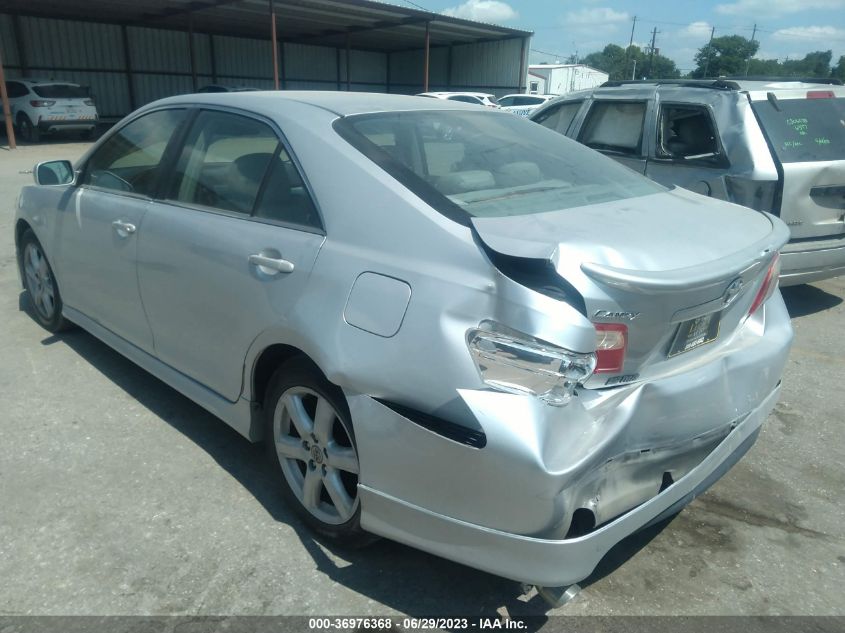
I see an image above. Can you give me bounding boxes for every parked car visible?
[4,79,98,142]
[530,78,845,286]
[197,84,261,93]
[416,91,500,107]
[498,93,556,117]
[15,92,792,601]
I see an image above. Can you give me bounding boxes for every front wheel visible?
[264,359,372,545]
[20,230,71,332]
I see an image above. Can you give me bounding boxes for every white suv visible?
[5,79,98,142]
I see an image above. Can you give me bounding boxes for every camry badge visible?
[593,310,640,321]
[722,278,744,308]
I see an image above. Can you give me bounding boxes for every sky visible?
[395,0,845,74]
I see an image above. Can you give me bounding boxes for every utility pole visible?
[744,23,757,76]
[702,26,715,78]
[631,59,637,80]
[625,16,637,79]
[647,27,658,79]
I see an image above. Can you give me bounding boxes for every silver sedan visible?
[14,92,793,600]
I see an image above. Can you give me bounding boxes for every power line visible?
[397,0,431,12]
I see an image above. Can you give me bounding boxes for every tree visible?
[692,35,759,78]
[833,55,845,81]
[582,43,680,80]
[744,50,833,79]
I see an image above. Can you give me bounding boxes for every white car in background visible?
[5,79,98,142]
[416,91,500,108]
[498,93,556,117]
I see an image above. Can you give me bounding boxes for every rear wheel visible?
[17,114,40,143]
[20,230,70,332]
[264,359,372,544]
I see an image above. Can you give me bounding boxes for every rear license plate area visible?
[668,311,721,357]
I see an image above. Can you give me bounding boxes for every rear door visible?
[645,101,731,198]
[573,98,652,174]
[56,108,187,353]
[137,108,325,402]
[750,89,845,239]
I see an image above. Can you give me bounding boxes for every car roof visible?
[14,78,81,87]
[151,91,489,117]
[590,78,843,95]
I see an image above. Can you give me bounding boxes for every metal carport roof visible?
[0,0,531,52]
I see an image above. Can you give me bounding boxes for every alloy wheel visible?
[23,242,56,321]
[273,386,360,525]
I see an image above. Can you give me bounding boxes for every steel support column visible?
[0,44,16,149]
[121,25,136,111]
[270,0,280,90]
[423,21,430,92]
[188,14,198,92]
[346,34,351,91]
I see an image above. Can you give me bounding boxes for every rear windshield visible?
[334,110,663,223]
[32,84,89,99]
[752,96,845,163]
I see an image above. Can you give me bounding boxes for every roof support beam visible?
[290,16,428,45]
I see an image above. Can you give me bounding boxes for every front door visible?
[575,99,650,174]
[137,108,326,402]
[56,108,188,353]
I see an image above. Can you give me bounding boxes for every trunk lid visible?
[472,187,789,383]
[748,89,845,240]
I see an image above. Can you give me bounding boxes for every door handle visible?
[249,253,295,274]
[112,219,136,237]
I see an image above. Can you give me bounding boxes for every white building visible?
[527,64,609,96]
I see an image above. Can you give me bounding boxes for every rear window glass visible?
[334,110,663,223]
[32,84,89,99]
[752,97,845,163]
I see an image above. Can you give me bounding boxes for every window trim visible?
[577,99,649,157]
[652,100,730,168]
[77,106,193,202]
[156,104,326,235]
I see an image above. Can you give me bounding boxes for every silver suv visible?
[531,79,845,286]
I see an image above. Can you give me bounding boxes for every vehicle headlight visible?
[466,321,597,406]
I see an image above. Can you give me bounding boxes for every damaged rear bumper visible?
[347,296,791,587]
[356,384,775,587]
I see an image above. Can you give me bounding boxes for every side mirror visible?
[34,160,75,186]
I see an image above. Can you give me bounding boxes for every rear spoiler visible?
[580,215,790,294]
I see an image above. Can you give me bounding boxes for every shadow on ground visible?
[19,294,668,620]
[780,284,842,318]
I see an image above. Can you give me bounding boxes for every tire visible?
[264,358,372,545]
[17,115,40,143]
[19,230,71,333]
[80,127,95,140]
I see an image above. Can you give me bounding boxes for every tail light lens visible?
[748,254,781,317]
[807,90,834,99]
[29,100,55,107]
[466,321,597,406]
[83,98,95,106]
[594,323,627,373]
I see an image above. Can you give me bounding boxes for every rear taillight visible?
[83,99,95,106]
[807,90,834,99]
[29,99,55,107]
[593,323,627,373]
[748,253,781,317]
